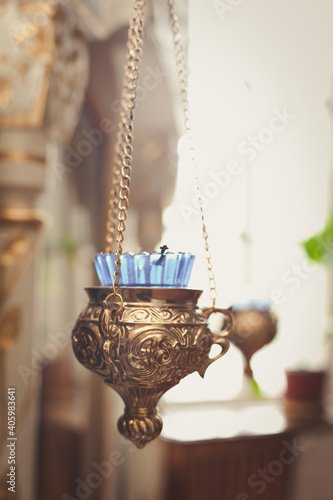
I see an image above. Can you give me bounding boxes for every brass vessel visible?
[72,287,232,448]
[229,309,277,378]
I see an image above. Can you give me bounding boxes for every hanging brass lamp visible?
[72,0,233,449]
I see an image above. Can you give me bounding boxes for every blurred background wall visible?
[1,1,333,500]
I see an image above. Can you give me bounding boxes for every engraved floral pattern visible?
[120,306,207,325]
[72,324,105,370]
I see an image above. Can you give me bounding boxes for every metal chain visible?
[106,0,145,254]
[104,0,217,309]
[166,0,217,308]
[104,0,146,309]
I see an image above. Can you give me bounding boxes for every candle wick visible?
[160,245,168,254]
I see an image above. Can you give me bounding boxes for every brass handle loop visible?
[197,307,234,377]
[202,307,234,337]
[98,293,124,341]
[103,292,124,318]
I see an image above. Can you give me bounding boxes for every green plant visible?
[303,214,333,263]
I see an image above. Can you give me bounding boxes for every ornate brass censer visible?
[72,0,233,448]
[73,288,232,448]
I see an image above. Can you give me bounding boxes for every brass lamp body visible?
[72,287,232,448]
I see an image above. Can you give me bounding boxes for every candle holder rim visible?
[95,251,195,256]
[84,286,203,303]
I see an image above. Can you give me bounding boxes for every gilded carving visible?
[0,306,20,352]
[45,10,89,143]
[0,77,14,108]
[0,212,44,304]
[0,2,56,128]
[0,2,89,138]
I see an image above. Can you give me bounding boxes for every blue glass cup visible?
[94,251,195,288]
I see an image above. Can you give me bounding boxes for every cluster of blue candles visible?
[94,249,195,288]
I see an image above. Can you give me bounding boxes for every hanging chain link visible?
[104,0,217,310]
[104,0,145,311]
[166,0,217,308]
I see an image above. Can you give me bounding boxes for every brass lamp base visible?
[72,287,232,448]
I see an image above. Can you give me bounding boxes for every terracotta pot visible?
[284,370,327,422]
[285,370,326,401]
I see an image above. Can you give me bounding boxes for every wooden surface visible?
[164,433,296,500]
[161,400,332,500]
